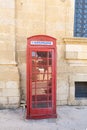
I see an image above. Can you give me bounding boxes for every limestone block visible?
[30,22,45,35]
[59,100,67,105]
[56,100,61,106]
[57,74,69,89]
[0,88,3,96]
[46,6,59,23]
[0,65,20,108]
[0,81,5,88]
[0,66,19,81]
[56,73,69,103]
[19,64,26,100]
[78,52,87,59]
[57,86,68,95]
[57,94,68,101]
[65,44,87,60]
[16,37,26,51]
[71,73,87,82]
[6,81,19,89]
[46,0,68,5]
[64,38,87,67]
[66,45,80,52]
[0,0,15,8]
[0,0,16,64]
[1,30,15,39]
[57,100,67,105]
[0,51,15,64]
[0,9,15,19]
[8,97,20,105]
[0,97,8,105]
[65,51,78,59]
[17,50,26,63]
[45,0,73,37]
[3,88,20,97]
[60,100,68,105]
[16,0,46,36]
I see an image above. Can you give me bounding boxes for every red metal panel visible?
[26,35,57,119]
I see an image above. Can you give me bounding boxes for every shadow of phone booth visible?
[26,35,57,119]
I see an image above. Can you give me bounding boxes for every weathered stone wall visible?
[15,0,75,105]
[0,0,20,108]
[0,66,20,108]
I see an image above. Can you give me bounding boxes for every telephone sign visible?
[31,41,53,45]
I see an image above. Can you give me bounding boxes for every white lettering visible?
[31,41,53,45]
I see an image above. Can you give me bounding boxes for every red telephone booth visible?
[26,35,57,119]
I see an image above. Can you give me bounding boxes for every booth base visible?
[26,114,57,119]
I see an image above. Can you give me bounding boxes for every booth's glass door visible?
[30,49,55,117]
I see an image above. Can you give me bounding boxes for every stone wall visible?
[0,66,20,108]
[0,0,20,108]
[16,0,75,105]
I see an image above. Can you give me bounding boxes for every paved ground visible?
[0,106,87,130]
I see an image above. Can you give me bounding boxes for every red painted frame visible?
[26,35,57,119]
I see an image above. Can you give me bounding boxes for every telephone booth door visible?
[27,35,57,119]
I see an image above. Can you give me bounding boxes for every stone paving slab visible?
[0,106,87,130]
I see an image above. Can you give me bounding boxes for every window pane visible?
[74,0,87,37]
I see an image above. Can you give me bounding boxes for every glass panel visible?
[37,59,48,67]
[36,81,47,88]
[31,51,53,109]
[37,73,43,81]
[32,102,36,108]
[48,59,52,66]
[36,95,48,101]
[32,51,36,57]
[37,52,48,58]
[45,87,52,94]
[32,73,37,81]
[37,59,48,73]
[32,59,36,66]
[48,74,52,80]
[32,88,36,102]
[45,79,52,94]
[37,73,47,80]
[37,102,48,108]
[36,88,46,95]
[48,102,52,107]
[32,102,52,108]
[49,95,52,101]
[32,89,35,95]
[48,52,52,58]
[32,95,36,101]
[48,66,52,73]
[32,82,35,89]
